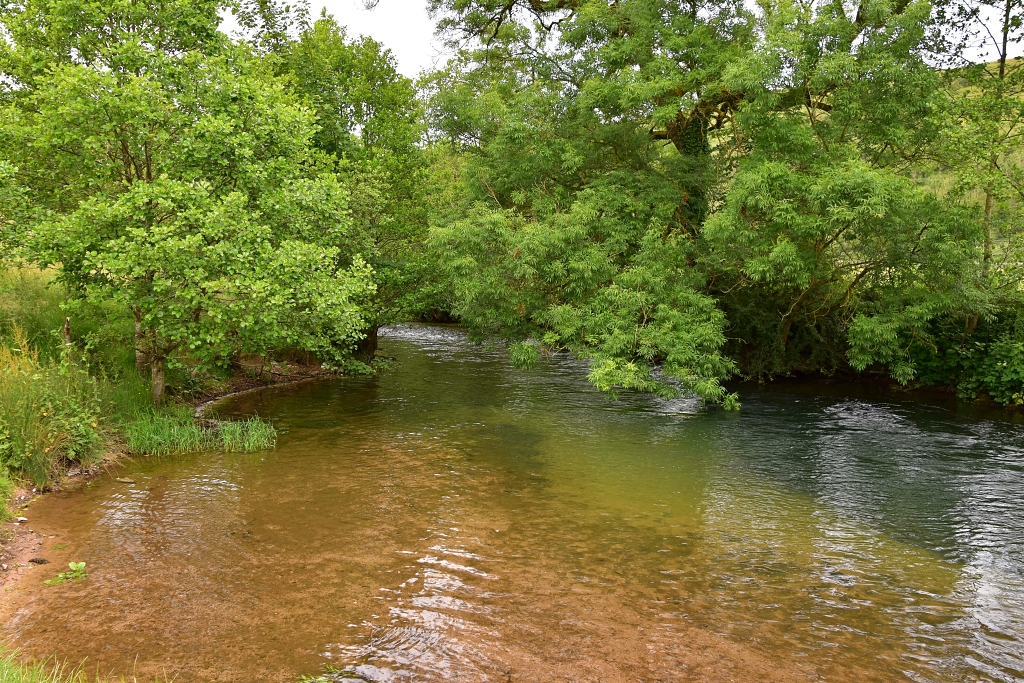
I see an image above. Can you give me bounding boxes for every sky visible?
[310,0,445,78]
[226,1,1023,78]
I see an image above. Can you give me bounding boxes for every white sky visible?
[227,2,1022,78]
[311,0,446,78]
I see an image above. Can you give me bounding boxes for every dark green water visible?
[4,324,1024,682]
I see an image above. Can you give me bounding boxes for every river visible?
[2,324,1023,682]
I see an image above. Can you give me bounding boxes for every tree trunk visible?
[965,190,996,339]
[134,316,149,372]
[355,324,379,363]
[984,189,994,276]
[150,356,166,406]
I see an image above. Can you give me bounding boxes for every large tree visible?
[283,12,431,359]
[423,0,990,403]
[0,1,374,403]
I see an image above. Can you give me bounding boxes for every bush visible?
[912,306,1024,405]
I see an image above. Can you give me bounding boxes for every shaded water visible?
[3,324,1024,682]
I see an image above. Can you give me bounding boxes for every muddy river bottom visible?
[3,325,1024,682]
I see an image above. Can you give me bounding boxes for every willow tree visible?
[424,0,988,402]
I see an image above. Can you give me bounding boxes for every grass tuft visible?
[0,648,172,682]
[122,410,276,456]
[0,651,85,683]
[219,417,277,453]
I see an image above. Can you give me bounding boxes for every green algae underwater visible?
[3,324,1023,682]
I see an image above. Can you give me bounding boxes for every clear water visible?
[3,324,1023,682]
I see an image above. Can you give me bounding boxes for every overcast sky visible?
[231,2,1021,78]
[309,0,446,78]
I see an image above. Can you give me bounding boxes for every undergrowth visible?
[0,266,278,511]
[0,329,99,491]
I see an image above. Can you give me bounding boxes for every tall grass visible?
[0,268,66,362]
[0,648,170,682]
[0,328,100,488]
[0,653,86,683]
[120,410,276,456]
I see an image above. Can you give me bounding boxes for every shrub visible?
[913,307,1024,405]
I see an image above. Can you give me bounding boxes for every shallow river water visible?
[3,324,1024,682]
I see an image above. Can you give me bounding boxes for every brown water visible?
[3,324,1024,682]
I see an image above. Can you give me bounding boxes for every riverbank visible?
[0,364,326,591]
[0,363,336,683]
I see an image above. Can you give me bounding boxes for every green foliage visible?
[43,562,87,586]
[1,7,375,404]
[0,269,66,362]
[282,13,432,344]
[911,308,1024,404]
[421,0,1024,405]
[508,342,539,368]
[0,331,100,487]
[5,0,1024,409]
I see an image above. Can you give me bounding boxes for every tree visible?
[1,3,374,404]
[423,0,990,402]
[284,13,430,359]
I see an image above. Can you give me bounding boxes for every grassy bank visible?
[0,266,280,514]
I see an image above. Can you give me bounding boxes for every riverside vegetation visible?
[0,0,1022,546]
[1,0,1024,506]
[0,267,277,505]
[0,0,1022,678]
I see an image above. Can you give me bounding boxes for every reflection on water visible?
[3,324,1024,682]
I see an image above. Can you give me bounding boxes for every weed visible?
[0,329,100,488]
[50,545,66,551]
[43,562,86,586]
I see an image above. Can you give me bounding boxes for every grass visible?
[0,649,171,682]
[0,269,67,363]
[0,651,92,683]
[0,328,100,491]
[120,410,276,456]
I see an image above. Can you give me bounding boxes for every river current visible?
[2,324,1023,682]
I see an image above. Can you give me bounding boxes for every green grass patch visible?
[0,648,171,682]
[121,409,276,456]
[219,417,277,452]
[0,651,89,683]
